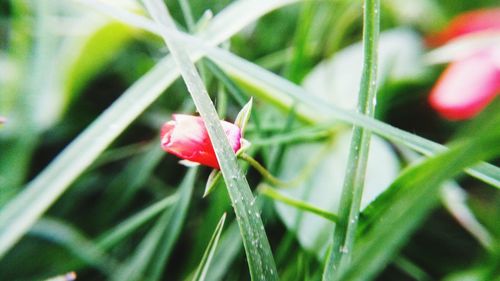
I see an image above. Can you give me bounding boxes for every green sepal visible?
[203,169,222,198]
[234,97,253,137]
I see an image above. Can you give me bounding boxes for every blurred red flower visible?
[426,9,500,46]
[428,9,500,120]
[161,114,242,169]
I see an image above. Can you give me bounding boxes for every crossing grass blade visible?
[340,103,500,281]
[142,1,278,279]
[96,193,179,249]
[191,213,227,281]
[111,168,196,281]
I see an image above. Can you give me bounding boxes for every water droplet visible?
[255,212,260,218]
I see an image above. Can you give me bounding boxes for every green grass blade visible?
[146,169,197,280]
[340,106,500,281]
[29,218,118,274]
[97,142,165,221]
[96,193,179,249]
[441,185,495,251]
[324,0,380,278]
[143,1,278,280]
[111,168,197,281]
[192,213,227,281]
[285,1,316,83]
[204,221,243,281]
[0,0,297,259]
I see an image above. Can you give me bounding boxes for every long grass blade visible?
[192,213,227,281]
[324,0,380,278]
[96,193,179,249]
[142,1,277,280]
[341,105,500,281]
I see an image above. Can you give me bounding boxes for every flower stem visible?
[323,0,380,279]
[238,147,328,188]
[239,153,290,187]
[258,184,339,222]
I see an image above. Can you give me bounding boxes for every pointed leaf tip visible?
[235,97,253,136]
[203,169,222,197]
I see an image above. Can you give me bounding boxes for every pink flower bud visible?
[160,114,242,169]
[429,48,500,120]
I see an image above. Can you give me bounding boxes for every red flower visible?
[426,9,500,46]
[160,114,242,169]
[429,48,500,120]
[427,9,500,120]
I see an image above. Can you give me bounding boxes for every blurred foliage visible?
[0,0,499,280]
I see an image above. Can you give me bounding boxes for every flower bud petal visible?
[160,114,242,169]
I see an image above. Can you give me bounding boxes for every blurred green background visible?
[0,0,499,280]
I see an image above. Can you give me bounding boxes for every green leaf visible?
[192,213,227,281]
